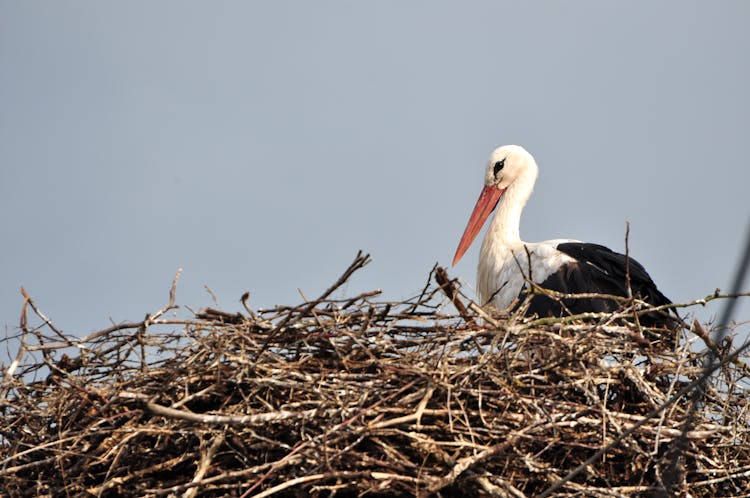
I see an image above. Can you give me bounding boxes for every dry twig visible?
[1,256,749,497]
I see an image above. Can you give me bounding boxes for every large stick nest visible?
[2,253,749,497]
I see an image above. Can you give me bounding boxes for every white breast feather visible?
[477,239,579,310]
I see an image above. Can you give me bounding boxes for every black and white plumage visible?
[452,145,674,327]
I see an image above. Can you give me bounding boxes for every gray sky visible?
[2,2,749,341]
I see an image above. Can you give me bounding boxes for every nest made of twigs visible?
[2,252,749,497]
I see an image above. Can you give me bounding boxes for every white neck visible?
[476,171,536,307]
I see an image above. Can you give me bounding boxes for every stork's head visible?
[484,145,538,190]
[452,145,538,266]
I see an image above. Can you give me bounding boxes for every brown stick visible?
[435,266,473,324]
[255,251,371,361]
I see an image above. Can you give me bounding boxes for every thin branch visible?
[182,432,225,498]
[255,251,371,361]
[538,336,750,498]
[435,266,473,324]
[126,395,324,426]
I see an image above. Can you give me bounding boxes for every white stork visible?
[452,145,674,327]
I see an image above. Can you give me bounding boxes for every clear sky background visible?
[2,2,749,343]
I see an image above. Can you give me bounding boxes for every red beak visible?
[452,185,505,266]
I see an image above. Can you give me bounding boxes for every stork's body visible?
[453,145,673,326]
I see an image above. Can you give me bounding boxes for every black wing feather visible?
[525,242,676,330]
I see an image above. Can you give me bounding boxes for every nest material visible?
[2,253,749,497]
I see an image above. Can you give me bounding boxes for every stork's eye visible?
[493,159,505,176]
